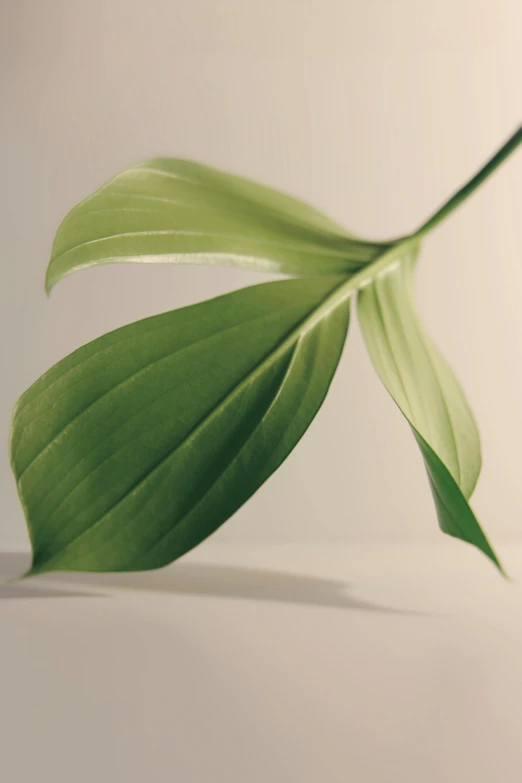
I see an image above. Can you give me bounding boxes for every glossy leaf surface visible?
[357,246,501,570]
[11,277,350,574]
[46,158,387,291]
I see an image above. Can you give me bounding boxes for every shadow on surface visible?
[0,553,104,599]
[1,552,426,615]
[0,582,99,599]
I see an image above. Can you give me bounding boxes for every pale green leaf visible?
[46,158,387,292]
[357,245,502,571]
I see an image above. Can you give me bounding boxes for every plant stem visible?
[412,124,522,240]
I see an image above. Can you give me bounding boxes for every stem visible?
[412,124,522,240]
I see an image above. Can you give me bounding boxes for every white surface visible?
[3,542,522,782]
[1,0,522,549]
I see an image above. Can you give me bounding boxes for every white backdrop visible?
[1,0,521,550]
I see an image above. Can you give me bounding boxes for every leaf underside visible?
[357,246,501,571]
[46,158,388,292]
[11,277,350,575]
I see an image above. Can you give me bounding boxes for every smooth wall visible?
[1,0,521,550]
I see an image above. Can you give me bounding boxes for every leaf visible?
[10,276,351,575]
[357,244,502,571]
[15,127,522,576]
[46,158,388,292]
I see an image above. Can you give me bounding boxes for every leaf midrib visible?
[50,229,365,266]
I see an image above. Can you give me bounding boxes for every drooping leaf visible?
[46,158,388,292]
[357,244,502,571]
[13,126,522,577]
[11,276,351,575]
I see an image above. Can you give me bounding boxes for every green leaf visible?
[357,244,502,571]
[10,276,350,575]
[46,158,387,292]
[14,127,522,576]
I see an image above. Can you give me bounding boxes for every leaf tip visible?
[480,542,508,579]
[44,272,54,297]
[22,550,56,579]
[496,559,510,581]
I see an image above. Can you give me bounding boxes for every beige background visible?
[4,542,522,783]
[1,0,521,551]
[2,5,522,782]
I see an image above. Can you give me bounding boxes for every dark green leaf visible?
[11,277,350,574]
[46,158,387,292]
[357,245,502,571]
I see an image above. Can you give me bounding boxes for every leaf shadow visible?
[1,553,430,616]
[92,563,427,615]
[0,582,100,599]
[0,554,105,599]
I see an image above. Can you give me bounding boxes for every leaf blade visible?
[46,158,388,291]
[11,277,351,574]
[414,432,500,570]
[357,245,501,571]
